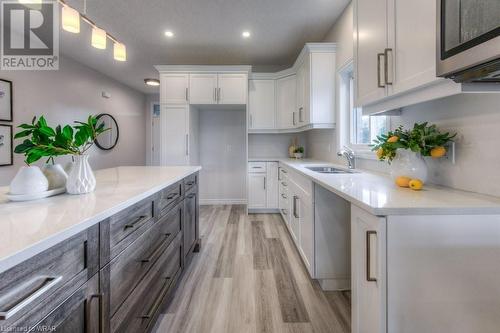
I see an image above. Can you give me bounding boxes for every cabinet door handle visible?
[214,87,216,102]
[185,134,189,156]
[384,48,393,85]
[263,177,266,190]
[293,195,299,218]
[299,107,303,122]
[90,293,104,332]
[218,87,221,102]
[141,233,172,263]
[250,114,253,128]
[186,181,195,186]
[185,87,189,101]
[281,193,287,199]
[166,192,178,200]
[281,181,287,187]
[124,215,148,229]
[366,230,378,282]
[377,53,385,88]
[0,276,63,320]
[140,277,171,319]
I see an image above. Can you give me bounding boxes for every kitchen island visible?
[0,166,200,332]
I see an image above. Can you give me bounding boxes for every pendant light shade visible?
[91,27,107,49]
[113,42,126,61]
[62,6,80,33]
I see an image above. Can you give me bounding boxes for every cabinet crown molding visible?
[155,65,252,73]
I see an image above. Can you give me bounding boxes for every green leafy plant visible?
[295,146,304,154]
[371,122,456,162]
[14,115,109,165]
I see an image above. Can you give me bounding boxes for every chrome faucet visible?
[337,146,356,169]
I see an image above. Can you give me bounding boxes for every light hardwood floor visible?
[153,205,351,333]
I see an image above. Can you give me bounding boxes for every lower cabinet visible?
[184,187,198,261]
[248,161,279,210]
[351,205,387,333]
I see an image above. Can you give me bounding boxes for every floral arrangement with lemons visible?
[371,122,456,190]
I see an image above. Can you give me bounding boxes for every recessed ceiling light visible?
[144,78,160,86]
[242,31,251,38]
[164,30,174,38]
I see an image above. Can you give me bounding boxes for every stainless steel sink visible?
[305,166,358,174]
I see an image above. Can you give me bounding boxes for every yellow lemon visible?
[376,148,384,159]
[387,136,399,143]
[430,146,446,158]
[395,176,411,188]
[409,179,424,190]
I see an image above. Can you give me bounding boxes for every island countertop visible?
[0,166,201,274]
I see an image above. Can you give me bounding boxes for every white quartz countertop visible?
[249,157,500,216]
[0,166,201,274]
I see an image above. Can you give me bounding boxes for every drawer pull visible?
[281,182,287,187]
[0,276,63,320]
[366,230,378,282]
[141,233,172,263]
[124,215,148,229]
[186,181,195,186]
[140,277,171,320]
[166,193,178,200]
[187,193,196,199]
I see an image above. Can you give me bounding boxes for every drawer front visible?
[109,196,155,251]
[184,173,198,193]
[109,202,183,316]
[110,232,182,333]
[157,181,183,216]
[248,161,267,173]
[0,225,98,327]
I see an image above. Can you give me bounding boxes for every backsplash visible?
[307,93,500,198]
[249,133,306,158]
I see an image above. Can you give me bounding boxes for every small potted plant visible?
[371,122,456,189]
[14,115,109,195]
[294,146,305,159]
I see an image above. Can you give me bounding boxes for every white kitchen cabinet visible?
[248,173,267,209]
[265,162,279,209]
[354,0,388,106]
[160,105,189,165]
[351,205,387,333]
[248,79,276,129]
[160,73,189,104]
[248,161,278,210]
[189,73,218,104]
[218,73,247,104]
[276,75,296,129]
[293,183,314,275]
[296,60,309,126]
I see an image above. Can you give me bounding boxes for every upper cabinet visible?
[160,73,189,104]
[249,79,276,129]
[355,0,489,114]
[189,73,218,104]
[276,75,297,129]
[218,73,248,104]
[250,43,336,133]
[189,73,247,105]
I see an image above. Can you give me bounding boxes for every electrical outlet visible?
[444,141,456,164]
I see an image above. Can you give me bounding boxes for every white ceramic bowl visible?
[9,166,49,195]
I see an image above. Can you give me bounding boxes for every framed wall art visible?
[0,79,13,122]
[0,124,13,166]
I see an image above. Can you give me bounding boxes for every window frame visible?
[338,60,390,159]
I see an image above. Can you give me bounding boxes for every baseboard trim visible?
[248,208,280,214]
[200,199,247,205]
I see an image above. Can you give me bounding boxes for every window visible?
[339,62,389,155]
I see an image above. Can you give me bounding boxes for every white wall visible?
[307,2,353,165]
[249,133,307,158]
[199,109,246,204]
[306,1,500,197]
[0,56,146,185]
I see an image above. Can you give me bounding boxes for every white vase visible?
[9,166,49,195]
[42,164,68,190]
[390,149,428,183]
[66,155,96,194]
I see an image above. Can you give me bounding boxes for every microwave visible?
[437,0,500,83]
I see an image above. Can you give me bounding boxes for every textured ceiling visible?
[61,0,349,93]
